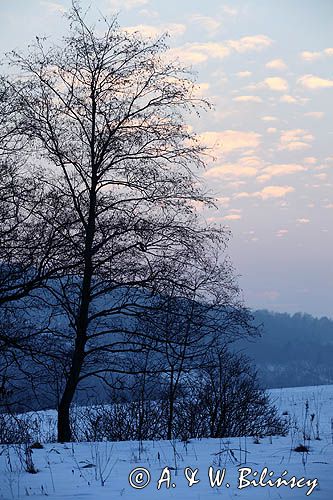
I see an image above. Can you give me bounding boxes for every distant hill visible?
[235,310,333,388]
[4,301,333,412]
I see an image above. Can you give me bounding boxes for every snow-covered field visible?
[0,385,332,499]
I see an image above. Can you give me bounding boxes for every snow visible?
[1,384,332,499]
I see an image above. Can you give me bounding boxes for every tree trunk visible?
[57,253,94,441]
[167,367,175,440]
[57,162,97,442]
[57,348,84,441]
[58,393,73,442]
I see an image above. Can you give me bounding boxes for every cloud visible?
[138,8,159,18]
[189,14,221,33]
[169,34,272,66]
[314,173,327,181]
[257,185,295,200]
[199,130,261,155]
[205,163,258,179]
[233,95,262,103]
[222,5,238,16]
[192,82,210,98]
[205,155,263,179]
[169,42,230,64]
[304,157,317,165]
[108,0,149,9]
[227,182,246,192]
[280,94,309,105]
[281,142,310,151]
[325,48,333,56]
[300,48,333,61]
[264,77,289,92]
[304,111,325,119]
[40,1,66,13]
[163,23,187,37]
[298,74,333,89]
[280,94,297,103]
[236,71,252,78]
[300,51,322,62]
[236,185,295,200]
[266,58,287,71]
[223,214,242,221]
[228,35,273,53]
[276,229,288,238]
[216,196,231,207]
[124,24,159,38]
[125,23,186,38]
[261,115,278,122]
[267,127,277,134]
[315,164,329,171]
[257,163,306,182]
[279,129,313,151]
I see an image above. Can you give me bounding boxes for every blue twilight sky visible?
[0,0,332,318]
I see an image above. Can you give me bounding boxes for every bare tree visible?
[4,3,247,441]
[0,78,65,308]
[190,346,286,438]
[0,79,66,409]
[132,253,256,440]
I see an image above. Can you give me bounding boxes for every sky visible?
[0,0,332,318]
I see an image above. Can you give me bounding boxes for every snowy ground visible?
[0,385,332,499]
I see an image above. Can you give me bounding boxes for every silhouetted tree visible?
[0,79,66,409]
[4,3,241,441]
[132,255,256,439]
